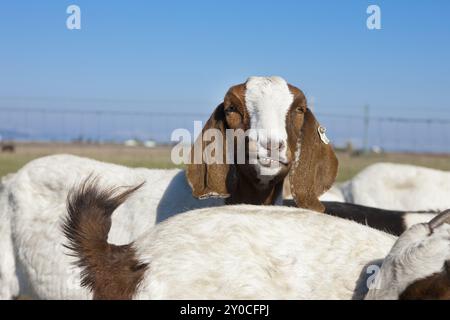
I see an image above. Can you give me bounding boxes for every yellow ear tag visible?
[318,126,330,145]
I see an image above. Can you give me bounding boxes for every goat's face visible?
[222,77,306,183]
[187,76,338,211]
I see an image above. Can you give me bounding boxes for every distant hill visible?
[0,128,30,140]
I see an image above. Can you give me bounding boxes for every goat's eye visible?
[295,106,305,113]
[226,105,237,114]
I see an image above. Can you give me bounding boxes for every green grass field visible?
[1,143,450,182]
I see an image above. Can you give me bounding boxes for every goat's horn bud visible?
[429,209,450,230]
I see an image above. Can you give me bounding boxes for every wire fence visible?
[0,107,449,154]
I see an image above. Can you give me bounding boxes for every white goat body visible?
[341,163,450,211]
[67,202,450,300]
[1,154,222,299]
[133,206,396,299]
[0,174,20,299]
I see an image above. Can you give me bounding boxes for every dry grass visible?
[335,152,450,182]
[0,143,179,179]
[1,142,450,182]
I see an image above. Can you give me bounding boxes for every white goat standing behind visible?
[342,162,450,211]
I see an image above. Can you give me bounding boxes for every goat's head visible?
[398,210,450,300]
[186,76,338,211]
[368,210,450,300]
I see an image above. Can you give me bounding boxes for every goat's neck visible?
[225,171,283,205]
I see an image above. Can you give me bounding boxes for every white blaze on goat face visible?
[245,76,294,177]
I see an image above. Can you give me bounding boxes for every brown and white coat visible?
[63,181,450,300]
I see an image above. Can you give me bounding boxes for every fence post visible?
[363,105,370,153]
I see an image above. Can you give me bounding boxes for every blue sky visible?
[0,0,449,114]
[0,1,449,150]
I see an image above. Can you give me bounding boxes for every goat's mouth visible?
[257,156,289,167]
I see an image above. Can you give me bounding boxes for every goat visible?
[1,155,185,299]
[341,162,450,211]
[63,180,450,300]
[185,75,338,212]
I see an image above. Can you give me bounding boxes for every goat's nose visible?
[260,139,284,152]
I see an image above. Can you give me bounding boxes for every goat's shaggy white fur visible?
[1,154,349,300]
[120,206,449,299]
[132,206,394,299]
[1,155,446,299]
[0,154,223,299]
[0,174,20,299]
[341,163,450,211]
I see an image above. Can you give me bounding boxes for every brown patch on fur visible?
[224,84,250,131]
[63,177,148,300]
[287,84,302,98]
[287,94,339,212]
[186,83,251,202]
[186,102,231,199]
[400,262,450,300]
[225,165,284,205]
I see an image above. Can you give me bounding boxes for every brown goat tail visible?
[62,176,148,299]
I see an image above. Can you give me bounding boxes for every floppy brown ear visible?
[289,109,338,212]
[186,103,231,199]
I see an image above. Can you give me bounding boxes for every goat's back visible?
[134,206,396,300]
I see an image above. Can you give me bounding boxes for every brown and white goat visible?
[186,76,338,212]
[185,76,435,234]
